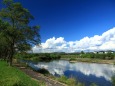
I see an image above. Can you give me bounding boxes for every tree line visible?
[0,0,40,65]
[15,53,61,62]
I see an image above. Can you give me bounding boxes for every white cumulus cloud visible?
[32,27,115,53]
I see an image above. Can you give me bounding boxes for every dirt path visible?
[14,64,66,86]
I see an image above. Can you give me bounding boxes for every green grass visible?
[111,75,115,86]
[55,75,84,86]
[0,61,45,86]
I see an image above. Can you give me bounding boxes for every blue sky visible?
[13,0,115,42]
[0,0,115,52]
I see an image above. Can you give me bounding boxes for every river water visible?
[25,60,115,86]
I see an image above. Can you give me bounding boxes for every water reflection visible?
[29,60,115,86]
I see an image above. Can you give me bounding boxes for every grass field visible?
[0,60,45,86]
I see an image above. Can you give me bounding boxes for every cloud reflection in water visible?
[33,60,115,81]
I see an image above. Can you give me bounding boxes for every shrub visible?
[111,75,115,86]
[36,68,50,76]
[56,75,84,86]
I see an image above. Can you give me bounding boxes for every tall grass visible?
[0,61,45,86]
[55,75,84,86]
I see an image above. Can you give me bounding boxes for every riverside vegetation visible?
[15,51,115,64]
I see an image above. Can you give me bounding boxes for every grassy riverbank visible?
[0,61,45,86]
[61,54,115,64]
[55,76,84,86]
[0,59,84,86]
[62,57,115,64]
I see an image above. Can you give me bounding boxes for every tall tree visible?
[0,20,10,60]
[0,0,41,66]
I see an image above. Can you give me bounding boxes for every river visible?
[24,60,115,86]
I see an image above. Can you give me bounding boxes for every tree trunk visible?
[8,44,14,66]
[9,56,12,66]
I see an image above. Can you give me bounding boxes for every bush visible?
[36,68,50,76]
[69,57,76,61]
[111,75,115,86]
[56,75,84,86]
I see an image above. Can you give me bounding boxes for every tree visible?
[0,0,41,66]
[81,51,85,54]
[0,19,10,61]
